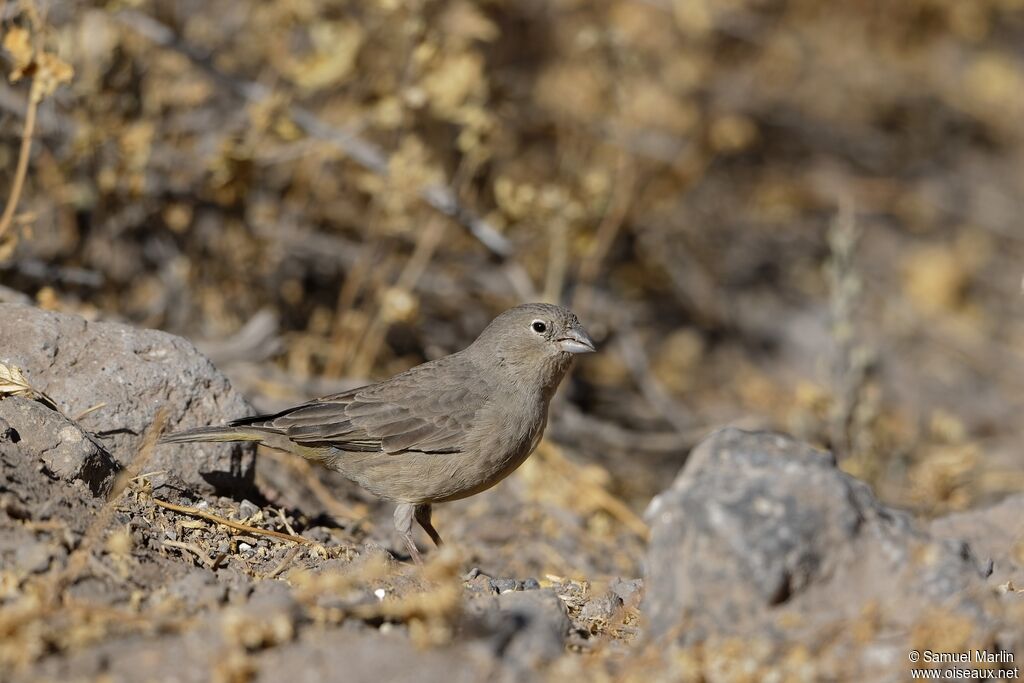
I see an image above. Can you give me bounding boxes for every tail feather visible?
[160,423,333,463]
[159,426,266,445]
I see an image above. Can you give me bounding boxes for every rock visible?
[644,428,1015,677]
[254,632,492,683]
[463,573,499,598]
[479,589,571,669]
[13,538,61,573]
[930,494,1024,588]
[579,595,618,623]
[0,285,31,304]
[221,581,301,651]
[0,396,117,495]
[491,578,522,594]
[0,304,255,495]
[608,578,642,609]
[165,568,230,609]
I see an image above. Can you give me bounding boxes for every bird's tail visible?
[160,424,331,464]
[159,426,267,445]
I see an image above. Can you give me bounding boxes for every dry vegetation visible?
[1,0,1024,679]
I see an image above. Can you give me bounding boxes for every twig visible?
[151,498,314,545]
[348,219,447,376]
[262,544,304,580]
[551,403,704,454]
[51,409,168,599]
[194,309,281,366]
[615,331,695,434]
[162,540,214,569]
[73,402,107,422]
[323,240,384,377]
[542,221,569,305]
[572,157,634,318]
[0,78,38,243]
[0,258,104,287]
[277,508,298,537]
[827,197,872,460]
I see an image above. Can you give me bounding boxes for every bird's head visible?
[471,303,596,368]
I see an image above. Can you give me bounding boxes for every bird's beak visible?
[557,327,596,354]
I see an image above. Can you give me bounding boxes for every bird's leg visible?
[414,504,443,548]
[393,503,423,565]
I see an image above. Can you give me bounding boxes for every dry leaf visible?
[0,362,58,410]
[2,27,33,81]
[33,51,74,100]
[2,26,73,97]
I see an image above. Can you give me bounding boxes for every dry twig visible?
[162,540,215,569]
[150,498,314,546]
[0,81,37,242]
[262,545,304,580]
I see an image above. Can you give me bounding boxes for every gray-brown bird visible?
[160,303,595,564]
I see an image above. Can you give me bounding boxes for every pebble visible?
[492,579,521,594]
[238,499,260,519]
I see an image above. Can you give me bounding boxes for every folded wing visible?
[230,355,484,455]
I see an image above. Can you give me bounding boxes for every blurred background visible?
[2,0,1023,573]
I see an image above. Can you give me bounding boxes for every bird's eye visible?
[531,320,547,334]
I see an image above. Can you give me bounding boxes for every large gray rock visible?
[644,428,1016,678]
[0,304,255,495]
[931,495,1024,589]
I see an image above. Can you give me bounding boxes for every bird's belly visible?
[327,449,524,504]
[430,410,548,503]
[327,415,545,504]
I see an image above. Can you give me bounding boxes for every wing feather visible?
[236,353,485,455]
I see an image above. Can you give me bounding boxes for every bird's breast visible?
[417,388,549,503]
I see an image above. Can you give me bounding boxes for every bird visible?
[160,303,596,564]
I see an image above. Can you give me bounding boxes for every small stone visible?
[608,578,643,609]
[15,541,52,573]
[491,578,521,594]
[464,575,498,597]
[580,596,616,622]
[238,499,260,519]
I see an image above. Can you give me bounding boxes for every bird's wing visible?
[232,356,485,454]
